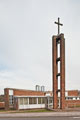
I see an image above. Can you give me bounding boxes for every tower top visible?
[54,17,63,35]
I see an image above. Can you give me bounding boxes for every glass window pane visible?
[19,98,23,105]
[38,98,41,104]
[29,98,32,104]
[24,98,28,105]
[49,97,53,103]
[42,98,45,104]
[9,95,14,105]
[33,98,37,104]
[29,98,37,104]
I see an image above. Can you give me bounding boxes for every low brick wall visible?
[13,89,45,96]
[65,100,80,108]
[0,102,5,109]
[68,90,78,96]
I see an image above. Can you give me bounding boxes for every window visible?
[76,97,77,100]
[9,95,14,105]
[77,97,79,100]
[29,98,37,104]
[67,97,73,100]
[38,98,41,104]
[19,98,23,105]
[9,90,13,95]
[49,98,53,103]
[29,98,32,104]
[24,98,28,105]
[42,98,45,104]
[33,98,37,104]
[73,97,76,100]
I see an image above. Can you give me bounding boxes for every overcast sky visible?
[0,0,80,94]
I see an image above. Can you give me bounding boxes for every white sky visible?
[0,0,80,94]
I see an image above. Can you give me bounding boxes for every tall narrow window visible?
[19,98,23,105]
[42,98,45,104]
[38,98,41,104]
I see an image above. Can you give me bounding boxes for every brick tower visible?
[52,18,65,109]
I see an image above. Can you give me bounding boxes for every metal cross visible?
[54,17,63,35]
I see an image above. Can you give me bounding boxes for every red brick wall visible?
[0,102,5,109]
[4,88,45,110]
[68,90,78,96]
[13,89,45,96]
[4,88,80,109]
[4,88,9,110]
[65,100,80,108]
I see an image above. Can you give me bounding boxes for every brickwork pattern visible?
[4,88,9,110]
[65,100,80,108]
[52,34,65,109]
[68,90,78,96]
[0,102,5,109]
[52,35,58,109]
[13,89,45,96]
[4,88,45,110]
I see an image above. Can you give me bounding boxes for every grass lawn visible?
[0,109,53,113]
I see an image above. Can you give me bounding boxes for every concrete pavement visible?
[0,111,80,118]
[0,116,79,120]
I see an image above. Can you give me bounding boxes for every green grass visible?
[0,109,53,113]
[18,109,52,113]
[0,110,6,112]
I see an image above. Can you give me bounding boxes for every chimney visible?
[41,86,45,92]
[35,85,40,91]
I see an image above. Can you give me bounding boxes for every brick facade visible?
[60,34,65,109]
[4,88,9,110]
[4,88,80,110]
[0,102,5,109]
[68,90,78,96]
[4,88,45,110]
[65,100,80,108]
[52,34,65,109]
[52,35,58,109]
[13,89,45,96]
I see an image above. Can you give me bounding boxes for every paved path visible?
[0,116,80,120]
[0,112,80,118]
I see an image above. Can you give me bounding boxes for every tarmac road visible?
[0,117,80,120]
